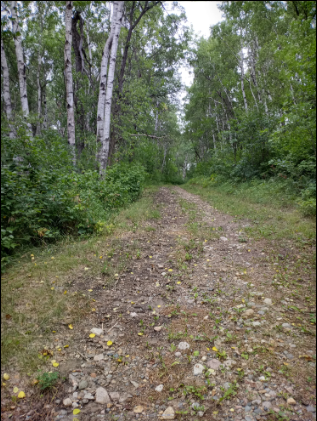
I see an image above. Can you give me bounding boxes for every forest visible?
[1,0,316,259]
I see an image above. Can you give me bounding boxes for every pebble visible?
[207,359,221,370]
[287,398,296,405]
[193,364,204,375]
[220,236,228,241]
[90,327,103,336]
[282,323,291,329]
[178,342,190,350]
[262,401,272,411]
[130,312,138,317]
[253,321,261,327]
[307,406,316,413]
[161,406,175,419]
[83,393,94,400]
[63,398,72,407]
[175,352,181,357]
[155,384,164,392]
[134,406,144,413]
[95,387,111,404]
[78,380,88,390]
[263,298,272,305]
[154,326,163,332]
[94,354,104,361]
[243,309,255,318]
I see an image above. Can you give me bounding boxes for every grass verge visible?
[184,179,316,243]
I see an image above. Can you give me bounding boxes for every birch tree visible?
[11,1,31,133]
[99,1,124,174]
[1,39,15,138]
[96,1,119,148]
[64,0,76,164]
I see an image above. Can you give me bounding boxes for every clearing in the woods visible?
[1,186,316,421]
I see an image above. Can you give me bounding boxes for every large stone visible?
[193,364,204,376]
[95,387,111,404]
[207,359,221,370]
[161,406,175,419]
[90,327,103,336]
[178,342,190,350]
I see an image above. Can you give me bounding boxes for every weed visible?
[36,371,59,391]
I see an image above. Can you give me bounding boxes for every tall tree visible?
[64,0,76,163]
[1,39,15,138]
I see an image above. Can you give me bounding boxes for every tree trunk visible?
[11,1,31,133]
[64,0,76,164]
[1,39,15,138]
[36,46,42,136]
[99,1,124,174]
[239,48,248,112]
[96,1,119,149]
[42,84,48,130]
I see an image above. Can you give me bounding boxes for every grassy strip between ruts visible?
[1,185,162,374]
[183,181,316,244]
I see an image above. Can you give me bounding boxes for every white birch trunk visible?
[239,48,248,112]
[96,1,119,148]
[99,1,124,174]
[36,46,42,136]
[11,1,31,135]
[1,39,15,138]
[64,0,76,164]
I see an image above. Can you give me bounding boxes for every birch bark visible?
[99,1,124,174]
[11,1,31,133]
[239,48,248,112]
[64,0,76,164]
[96,1,119,148]
[36,46,42,135]
[1,39,15,138]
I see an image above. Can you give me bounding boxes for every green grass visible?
[1,186,161,374]
[184,179,316,242]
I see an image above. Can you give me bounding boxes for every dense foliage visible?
[184,1,316,214]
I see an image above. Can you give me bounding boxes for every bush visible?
[1,132,145,261]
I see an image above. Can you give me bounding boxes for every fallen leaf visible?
[18,391,25,399]
[91,308,96,312]
[138,332,144,336]
[51,287,55,290]
[64,345,69,348]
[68,324,73,330]
[168,269,173,272]
[89,333,96,338]
[212,347,218,352]
[13,387,19,393]
[3,374,10,381]
[88,289,93,292]
[5,314,12,320]
[177,281,181,285]
[73,409,81,415]
[64,291,67,294]
[107,341,113,346]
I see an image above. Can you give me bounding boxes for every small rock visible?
[78,380,88,390]
[175,352,181,357]
[130,312,138,317]
[263,401,272,411]
[63,398,72,407]
[220,237,228,241]
[95,387,111,404]
[131,380,139,388]
[178,342,190,350]
[307,405,316,413]
[133,405,144,414]
[90,327,103,336]
[154,326,162,332]
[287,398,296,405]
[109,392,120,401]
[193,364,204,376]
[263,298,272,306]
[201,356,207,362]
[204,315,208,320]
[161,406,175,419]
[192,402,200,410]
[282,323,291,329]
[155,384,164,392]
[207,359,221,370]
[83,393,94,400]
[119,393,132,404]
[253,321,261,327]
[94,354,104,361]
[243,309,255,318]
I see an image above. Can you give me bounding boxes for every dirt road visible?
[2,187,316,421]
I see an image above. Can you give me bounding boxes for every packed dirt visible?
[1,187,316,421]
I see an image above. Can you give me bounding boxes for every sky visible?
[178,1,224,87]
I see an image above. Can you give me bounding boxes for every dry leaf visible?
[18,391,25,399]
[89,333,95,338]
[3,374,10,381]
[13,387,19,393]
[73,408,81,415]
[107,341,113,346]
[68,324,73,330]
